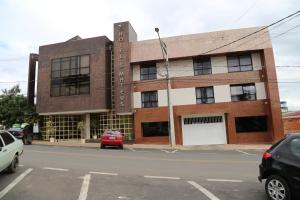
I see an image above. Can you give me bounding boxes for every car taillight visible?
[263,152,272,159]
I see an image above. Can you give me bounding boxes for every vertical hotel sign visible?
[118,26,125,111]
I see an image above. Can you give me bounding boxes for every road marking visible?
[207,179,243,183]
[0,168,33,199]
[43,167,69,171]
[144,175,181,180]
[161,149,178,153]
[19,165,24,167]
[187,181,220,200]
[89,171,118,176]
[235,149,254,155]
[78,174,91,200]
[128,147,136,152]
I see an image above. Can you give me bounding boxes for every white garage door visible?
[182,115,227,145]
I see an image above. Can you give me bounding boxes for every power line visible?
[230,0,260,27]
[201,10,300,55]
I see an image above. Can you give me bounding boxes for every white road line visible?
[161,149,178,154]
[43,167,69,171]
[187,181,220,200]
[235,149,253,155]
[19,165,24,167]
[78,174,91,200]
[128,147,136,152]
[89,171,118,176]
[0,168,33,199]
[207,179,243,183]
[144,175,181,180]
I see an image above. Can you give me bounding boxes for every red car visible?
[100,130,124,149]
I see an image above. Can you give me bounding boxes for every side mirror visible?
[122,133,125,137]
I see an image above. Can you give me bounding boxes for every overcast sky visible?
[0,0,299,110]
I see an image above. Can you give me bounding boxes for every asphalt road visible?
[0,145,268,200]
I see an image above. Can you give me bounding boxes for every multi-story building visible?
[28,21,283,145]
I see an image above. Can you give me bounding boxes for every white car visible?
[0,131,23,173]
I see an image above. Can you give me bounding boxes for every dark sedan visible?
[8,126,33,145]
[258,133,300,200]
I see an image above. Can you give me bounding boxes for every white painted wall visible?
[157,59,194,79]
[132,64,140,81]
[171,88,196,105]
[133,92,141,108]
[252,52,263,70]
[255,82,267,100]
[158,90,168,107]
[211,56,228,74]
[214,85,231,103]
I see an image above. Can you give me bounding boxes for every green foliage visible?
[77,120,85,138]
[45,120,56,139]
[0,85,38,128]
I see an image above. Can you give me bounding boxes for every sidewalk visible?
[32,140,271,151]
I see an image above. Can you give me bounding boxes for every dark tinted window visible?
[227,54,252,72]
[235,116,268,133]
[142,122,168,137]
[141,91,158,108]
[196,87,214,104]
[0,132,15,145]
[290,137,300,157]
[193,57,211,75]
[140,63,156,80]
[51,55,90,97]
[230,84,256,101]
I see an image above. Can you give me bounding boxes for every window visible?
[51,55,90,97]
[142,122,168,137]
[141,91,158,108]
[196,87,214,104]
[0,132,15,145]
[235,116,268,133]
[227,54,253,72]
[140,63,156,80]
[193,57,211,75]
[290,138,300,157]
[230,84,256,101]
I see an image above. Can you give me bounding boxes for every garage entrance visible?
[182,115,227,145]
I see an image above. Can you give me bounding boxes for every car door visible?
[0,135,7,171]
[0,132,16,170]
[288,136,300,190]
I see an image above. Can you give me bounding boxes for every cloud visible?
[0,0,299,110]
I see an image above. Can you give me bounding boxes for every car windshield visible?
[269,138,285,151]
[8,128,22,132]
[105,131,120,135]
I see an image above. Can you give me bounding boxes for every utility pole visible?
[155,28,176,147]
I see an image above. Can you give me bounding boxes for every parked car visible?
[100,130,124,149]
[0,131,23,173]
[258,133,300,200]
[8,124,33,145]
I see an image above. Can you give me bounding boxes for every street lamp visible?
[155,27,176,147]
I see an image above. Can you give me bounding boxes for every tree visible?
[0,85,38,128]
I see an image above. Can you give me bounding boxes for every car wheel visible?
[265,175,291,200]
[8,155,19,173]
[120,145,123,149]
[101,144,105,149]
